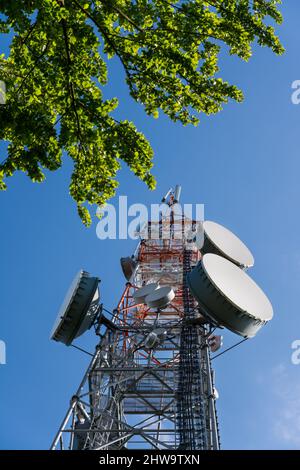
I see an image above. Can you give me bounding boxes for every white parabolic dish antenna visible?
[51,270,100,346]
[133,283,160,304]
[145,286,175,309]
[202,220,254,269]
[187,254,273,338]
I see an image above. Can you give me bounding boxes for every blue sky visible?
[1,2,300,450]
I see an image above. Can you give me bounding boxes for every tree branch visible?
[71,0,134,85]
[15,41,50,96]
[104,1,144,33]
[61,18,83,146]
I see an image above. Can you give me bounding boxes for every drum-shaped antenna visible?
[120,257,138,281]
[202,221,254,269]
[51,270,100,346]
[133,283,160,304]
[187,254,273,338]
[145,286,175,309]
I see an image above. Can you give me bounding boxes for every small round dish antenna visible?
[133,283,160,304]
[144,328,168,349]
[202,220,254,269]
[145,286,175,309]
[120,257,138,281]
[51,270,100,346]
[187,254,273,338]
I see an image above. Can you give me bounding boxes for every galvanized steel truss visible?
[51,213,220,450]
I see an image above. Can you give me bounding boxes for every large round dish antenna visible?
[187,254,273,338]
[51,270,100,346]
[201,220,254,269]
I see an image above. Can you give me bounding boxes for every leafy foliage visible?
[0,0,284,225]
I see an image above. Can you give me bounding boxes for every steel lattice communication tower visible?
[50,186,273,450]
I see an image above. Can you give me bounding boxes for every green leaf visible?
[0,0,284,225]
